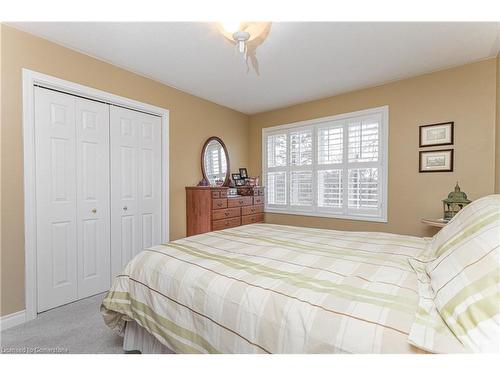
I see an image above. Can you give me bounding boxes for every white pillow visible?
[425,195,500,353]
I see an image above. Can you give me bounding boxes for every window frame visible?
[262,106,388,223]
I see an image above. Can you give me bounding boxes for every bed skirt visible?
[123,321,175,354]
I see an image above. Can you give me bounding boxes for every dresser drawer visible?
[253,196,264,205]
[212,198,227,209]
[241,204,263,216]
[211,190,228,199]
[241,213,264,225]
[212,217,241,231]
[212,207,240,220]
[227,196,253,208]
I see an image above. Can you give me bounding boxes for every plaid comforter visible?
[101,223,432,353]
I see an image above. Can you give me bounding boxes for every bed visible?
[101,195,500,354]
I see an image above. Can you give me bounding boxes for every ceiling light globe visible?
[219,21,242,34]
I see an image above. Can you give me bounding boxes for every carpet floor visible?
[0,293,124,354]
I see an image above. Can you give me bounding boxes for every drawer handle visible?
[224,212,229,216]
[217,203,222,207]
[225,222,230,226]
[250,208,255,212]
[239,200,244,204]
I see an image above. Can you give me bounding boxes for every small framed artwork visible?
[235,179,246,186]
[232,173,241,181]
[419,149,454,173]
[239,168,248,179]
[419,121,454,147]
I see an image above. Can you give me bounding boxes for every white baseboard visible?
[0,310,26,331]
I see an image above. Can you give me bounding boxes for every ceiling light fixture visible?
[218,22,271,61]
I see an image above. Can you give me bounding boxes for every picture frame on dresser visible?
[239,168,248,179]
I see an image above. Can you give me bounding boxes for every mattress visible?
[101,223,431,353]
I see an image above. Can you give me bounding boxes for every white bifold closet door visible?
[110,106,162,277]
[35,87,110,312]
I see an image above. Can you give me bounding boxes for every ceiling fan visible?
[217,21,272,74]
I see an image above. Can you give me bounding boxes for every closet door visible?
[75,98,111,298]
[110,106,162,277]
[35,87,78,312]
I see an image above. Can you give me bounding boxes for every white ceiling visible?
[11,22,500,114]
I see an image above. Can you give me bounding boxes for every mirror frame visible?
[201,136,231,187]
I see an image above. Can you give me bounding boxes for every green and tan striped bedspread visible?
[101,223,433,353]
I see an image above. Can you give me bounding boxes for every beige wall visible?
[248,59,497,238]
[0,25,249,316]
[496,54,500,193]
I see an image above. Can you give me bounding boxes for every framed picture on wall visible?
[419,121,454,147]
[232,173,241,181]
[419,149,454,173]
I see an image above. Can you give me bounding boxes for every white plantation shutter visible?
[348,118,379,163]
[263,107,387,221]
[267,171,286,205]
[267,134,287,167]
[317,121,344,213]
[348,168,379,210]
[318,124,343,164]
[318,169,342,208]
[289,128,313,210]
[266,132,288,207]
[346,115,382,217]
[290,130,312,166]
[290,171,313,206]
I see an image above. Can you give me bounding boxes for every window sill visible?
[264,207,388,223]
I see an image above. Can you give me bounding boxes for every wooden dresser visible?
[186,186,265,236]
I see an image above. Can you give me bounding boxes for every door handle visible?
[123,206,128,211]
[91,208,97,214]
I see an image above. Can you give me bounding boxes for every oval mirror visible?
[201,136,230,186]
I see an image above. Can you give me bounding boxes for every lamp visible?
[218,22,271,60]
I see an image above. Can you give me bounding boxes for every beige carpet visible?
[0,293,124,354]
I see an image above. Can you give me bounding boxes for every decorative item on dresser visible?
[186,186,265,236]
[236,185,264,196]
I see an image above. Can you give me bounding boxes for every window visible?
[263,106,388,222]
